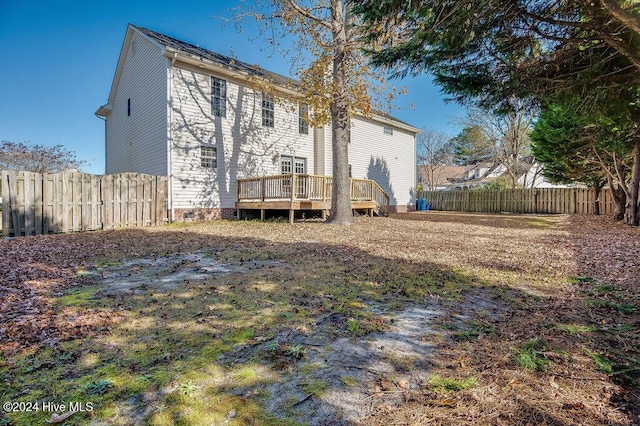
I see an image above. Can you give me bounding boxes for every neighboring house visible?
[418,162,579,190]
[417,165,466,191]
[96,24,419,221]
[516,163,585,189]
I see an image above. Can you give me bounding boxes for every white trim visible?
[166,56,174,221]
[163,49,301,98]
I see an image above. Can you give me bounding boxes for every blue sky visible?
[0,0,465,174]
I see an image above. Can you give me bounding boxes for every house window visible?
[201,146,217,169]
[281,156,292,174]
[211,77,226,117]
[262,93,274,127]
[127,98,131,116]
[383,126,393,135]
[299,103,309,134]
[280,155,306,174]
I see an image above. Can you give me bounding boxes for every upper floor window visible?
[201,146,217,169]
[211,77,227,118]
[299,103,309,134]
[127,98,131,116]
[383,126,393,135]
[262,93,274,127]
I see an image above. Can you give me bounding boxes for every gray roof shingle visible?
[134,25,297,88]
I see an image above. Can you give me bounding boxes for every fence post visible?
[2,171,10,237]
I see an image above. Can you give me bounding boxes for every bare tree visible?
[416,130,452,191]
[0,141,85,174]
[230,0,401,224]
[460,105,534,189]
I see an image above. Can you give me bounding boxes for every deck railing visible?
[237,174,388,211]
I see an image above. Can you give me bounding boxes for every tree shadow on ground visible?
[0,219,636,425]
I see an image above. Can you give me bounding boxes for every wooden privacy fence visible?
[417,188,620,215]
[2,171,168,237]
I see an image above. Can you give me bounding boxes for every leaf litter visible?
[0,211,638,425]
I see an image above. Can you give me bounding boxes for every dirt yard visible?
[0,212,638,425]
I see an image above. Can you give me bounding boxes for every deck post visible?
[291,173,296,202]
[260,209,265,221]
[322,176,326,201]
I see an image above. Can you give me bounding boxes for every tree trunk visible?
[626,137,640,226]
[609,177,627,221]
[328,0,354,225]
[593,185,601,216]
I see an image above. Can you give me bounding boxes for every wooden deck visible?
[236,174,389,223]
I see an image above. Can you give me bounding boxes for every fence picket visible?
[418,187,634,216]
[1,171,168,237]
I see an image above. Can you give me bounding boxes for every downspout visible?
[167,53,177,222]
[94,113,107,173]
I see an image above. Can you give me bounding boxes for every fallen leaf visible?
[47,411,77,423]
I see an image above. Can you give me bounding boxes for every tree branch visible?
[600,0,640,36]
[285,0,332,30]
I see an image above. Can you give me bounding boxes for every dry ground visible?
[0,212,638,425]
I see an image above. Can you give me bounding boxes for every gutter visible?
[163,49,302,98]
[162,49,421,134]
[166,56,175,222]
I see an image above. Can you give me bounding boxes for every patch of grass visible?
[285,344,305,359]
[515,339,551,372]
[572,276,596,283]
[517,217,557,228]
[428,374,478,392]
[301,379,328,397]
[83,379,114,395]
[555,323,596,334]
[585,350,614,374]
[347,318,361,336]
[586,299,636,313]
[449,320,495,341]
[56,285,100,307]
[178,380,199,396]
[134,374,153,384]
[341,376,359,387]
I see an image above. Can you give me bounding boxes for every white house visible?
[96,25,419,221]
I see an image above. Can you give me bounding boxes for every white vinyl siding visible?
[322,118,416,210]
[349,117,416,209]
[169,63,314,210]
[105,31,167,175]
